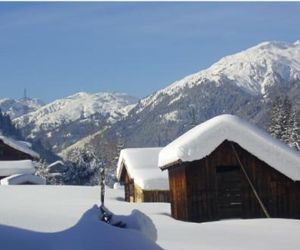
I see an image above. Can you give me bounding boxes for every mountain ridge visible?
[13,91,138,152]
[4,40,300,178]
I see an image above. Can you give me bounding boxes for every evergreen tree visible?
[268,96,300,150]
[268,96,285,139]
[285,108,300,150]
[0,109,22,139]
[62,147,103,185]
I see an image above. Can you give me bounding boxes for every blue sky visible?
[1,2,300,103]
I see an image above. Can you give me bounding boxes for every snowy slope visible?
[138,40,300,112]
[0,186,299,250]
[14,92,137,152]
[105,40,300,149]
[0,98,44,119]
[58,41,300,184]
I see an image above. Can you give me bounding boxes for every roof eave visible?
[160,159,183,171]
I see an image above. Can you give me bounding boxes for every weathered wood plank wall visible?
[168,140,300,222]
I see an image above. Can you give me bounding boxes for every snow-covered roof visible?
[0,135,39,159]
[48,160,67,173]
[48,160,65,168]
[0,160,35,176]
[159,114,300,181]
[116,148,169,190]
[0,174,46,185]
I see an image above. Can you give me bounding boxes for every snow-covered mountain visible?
[14,92,138,152]
[137,40,300,111]
[0,98,44,119]
[62,40,300,168]
[14,40,300,175]
[96,41,297,148]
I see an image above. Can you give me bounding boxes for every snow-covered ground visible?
[0,185,300,250]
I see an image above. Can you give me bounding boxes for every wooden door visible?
[216,165,244,219]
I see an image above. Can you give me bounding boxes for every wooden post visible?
[100,167,105,207]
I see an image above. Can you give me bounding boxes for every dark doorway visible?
[216,165,244,219]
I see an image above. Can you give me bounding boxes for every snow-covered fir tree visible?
[62,147,104,186]
[268,96,300,150]
[285,107,300,150]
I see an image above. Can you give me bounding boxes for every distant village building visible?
[116,148,169,203]
[0,135,43,185]
[159,114,300,222]
[48,161,67,174]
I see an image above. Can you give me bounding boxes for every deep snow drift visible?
[0,186,300,250]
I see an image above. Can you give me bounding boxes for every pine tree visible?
[285,107,300,150]
[268,96,300,151]
[0,109,22,139]
[62,147,103,185]
[268,96,285,139]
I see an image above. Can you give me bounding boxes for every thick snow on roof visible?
[0,160,35,176]
[116,148,169,190]
[159,114,300,181]
[0,174,45,185]
[0,135,39,159]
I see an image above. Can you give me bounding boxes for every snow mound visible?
[121,209,158,242]
[116,148,169,190]
[0,204,162,250]
[159,114,300,181]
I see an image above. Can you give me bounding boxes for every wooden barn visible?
[116,148,170,203]
[159,114,300,222]
[0,135,39,161]
[0,135,40,183]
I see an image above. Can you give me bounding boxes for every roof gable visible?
[159,114,300,181]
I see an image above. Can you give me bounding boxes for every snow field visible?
[0,186,300,249]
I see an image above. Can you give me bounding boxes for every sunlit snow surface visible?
[0,186,300,250]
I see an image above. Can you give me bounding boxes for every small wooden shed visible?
[0,135,39,161]
[116,148,170,203]
[159,114,300,222]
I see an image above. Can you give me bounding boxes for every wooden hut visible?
[159,114,300,222]
[116,148,170,203]
[0,135,39,161]
[0,135,40,182]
